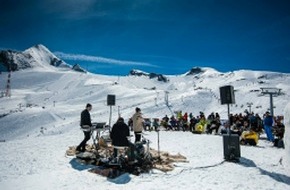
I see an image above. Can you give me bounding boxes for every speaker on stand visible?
[219,85,240,161]
[107,95,116,131]
[220,85,235,105]
[107,95,116,106]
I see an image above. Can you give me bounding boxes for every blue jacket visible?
[264,116,273,126]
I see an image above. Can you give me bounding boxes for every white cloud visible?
[54,52,156,67]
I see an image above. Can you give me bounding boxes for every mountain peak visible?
[24,44,54,58]
[184,67,220,76]
[32,44,49,50]
[185,67,204,76]
[0,44,73,72]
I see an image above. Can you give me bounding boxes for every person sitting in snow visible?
[189,116,198,132]
[273,119,285,148]
[76,103,93,152]
[192,115,207,134]
[152,118,160,131]
[273,119,285,139]
[162,115,170,130]
[182,112,189,131]
[240,128,259,146]
[169,116,177,130]
[220,121,230,134]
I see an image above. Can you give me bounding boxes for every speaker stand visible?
[227,103,230,122]
[109,105,112,131]
[227,103,231,135]
[157,129,161,163]
[225,103,240,162]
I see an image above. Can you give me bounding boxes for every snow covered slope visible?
[0,54,289,189]
[0,65,290,140]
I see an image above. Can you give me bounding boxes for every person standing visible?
[76,103,93,152]
[132,107,143,143]
[214,113,221,134]
[263,111,274,142]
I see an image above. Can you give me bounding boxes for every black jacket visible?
[110,121,130,146]
[80,109,92,127]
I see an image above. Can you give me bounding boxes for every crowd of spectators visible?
[127,110,285,147]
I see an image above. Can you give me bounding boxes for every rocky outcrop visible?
[185,67,204,76]
[129,69,168,82]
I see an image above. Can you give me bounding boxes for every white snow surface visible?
[0,65,290,189]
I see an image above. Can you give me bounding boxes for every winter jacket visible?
[264,116,274,126]
[241,131,259,145]
[177,112,182,120]
[199,118,208,126]
[110,121,130,146]
[80,109,92,127]
[132,112,143,132]
[183,113,188,122]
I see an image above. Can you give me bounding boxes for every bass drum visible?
[134,142,145,158]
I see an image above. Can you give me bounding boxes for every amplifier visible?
[223,134,241,161]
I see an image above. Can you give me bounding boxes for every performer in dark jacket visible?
[76,103,92,152]
[110,117,130,157]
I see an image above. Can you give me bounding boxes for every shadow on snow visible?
[239,157,290,186]
[69,158,131,184]
[69,158,95,171]
[106,173,131,184]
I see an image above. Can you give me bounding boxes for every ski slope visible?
[0,64,290,189]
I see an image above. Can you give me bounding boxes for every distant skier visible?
[76,103,93,152]
[132,107,144,143]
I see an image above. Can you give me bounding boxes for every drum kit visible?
[76,122,162,178]
[82,122,152,165]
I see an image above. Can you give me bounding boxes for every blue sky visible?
[0,0,290,75]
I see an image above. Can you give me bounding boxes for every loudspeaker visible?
[107,94,116,106]
[220,85,235,105]
[223,134,241,161]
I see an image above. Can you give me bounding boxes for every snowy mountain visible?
[129,69,168,82]
[0,44,86,73]
[0,60,289,138]
[0,46,290,189]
